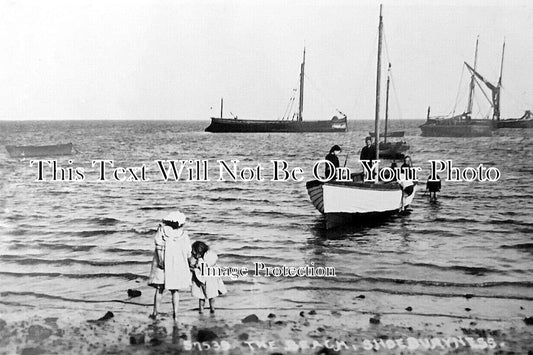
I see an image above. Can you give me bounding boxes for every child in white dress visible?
[190,241,227,314]
[147,211,191,322]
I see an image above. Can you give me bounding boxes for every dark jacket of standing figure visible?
[325,145,341,178]
[360,145,376,162]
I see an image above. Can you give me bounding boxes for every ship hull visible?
[205,117,347,133]
[495,119,533,128]
[419,119,494,137]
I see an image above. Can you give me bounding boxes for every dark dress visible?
[427,176,441,192]
[360,145,376,162]
[325,153,340,178]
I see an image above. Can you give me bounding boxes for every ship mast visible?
[467,36,479,117]
[374,4,383,168]
[496,40,505,121]
[298,48,306,122]
[384,63,391,144]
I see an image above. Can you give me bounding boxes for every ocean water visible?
[0,120,531,316]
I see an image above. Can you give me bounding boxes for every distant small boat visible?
[205,49,348,133]
[375,63,409,159]
[378,141,409,160]
[369,131,404,138]
[5,143,75,158]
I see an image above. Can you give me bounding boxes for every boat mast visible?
[467,36,479,117]
[374,5,383,167]
[298,47,306,122]
[384,63,391,144]
[495,40,505,121]
[220,98,224,118]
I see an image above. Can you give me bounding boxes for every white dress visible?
[191,250,227,299]
[147,225,192,290]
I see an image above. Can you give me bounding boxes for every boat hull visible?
[379,141,409,159]
[369,131,404,138]
[205,117,347,133]
[306,180,416,229]
[495,119,533,128]
[419,120,494,137]
[5,143,74,158]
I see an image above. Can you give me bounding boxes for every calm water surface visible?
[0,120,531,315]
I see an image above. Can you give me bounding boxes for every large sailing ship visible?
[421,38,532,135]
[205,49,347,133]
[420,38,495,137]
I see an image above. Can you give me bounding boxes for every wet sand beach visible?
[1,288,532,354]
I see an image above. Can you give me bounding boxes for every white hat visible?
[162,211,186,226]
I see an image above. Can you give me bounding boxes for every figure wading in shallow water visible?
[190,241,227,314]
[147,211,191,322]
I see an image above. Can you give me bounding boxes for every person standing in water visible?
[190,241,227,314]
[147,211,191,322]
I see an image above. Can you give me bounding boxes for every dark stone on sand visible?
[464,294,474,299]
[309,310,317,315]
[520,306,524,310]
[330,311,341,317]
[149,338,162,346]
[299,311,305,317]
[242,314,260,323]
[21,347,46,355]
[317,327,325,332]
[405,306,413,312]
[88,311,114,323]
[524,317,533,325]
[127,289,142,298]
[274,321,285,326]
[267,313,276,319]
[0,319,6,331]
[129,333,145,345]
[407,327,413,331]
[44,317,58,327]
[317,346,341,355]
[238,333,249,341]
[369,315,380,324]
[461,328,501,337]
[470,322,477,326]
[196,329,218,342]
[355,295,366,299]
[27,325,53,341]
[465,308,471,312]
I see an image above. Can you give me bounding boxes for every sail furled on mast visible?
[467,36,479,115]
[298,47,306,122]
[464,62,501,120]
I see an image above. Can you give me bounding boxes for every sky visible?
[0,0,532,120]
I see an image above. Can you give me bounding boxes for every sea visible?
[0,120,532,318]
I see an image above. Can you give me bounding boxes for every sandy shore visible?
[1,293,532,355]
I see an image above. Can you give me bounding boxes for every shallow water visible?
[0,120,531,313]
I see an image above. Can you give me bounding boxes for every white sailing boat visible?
[305,5,416,229]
